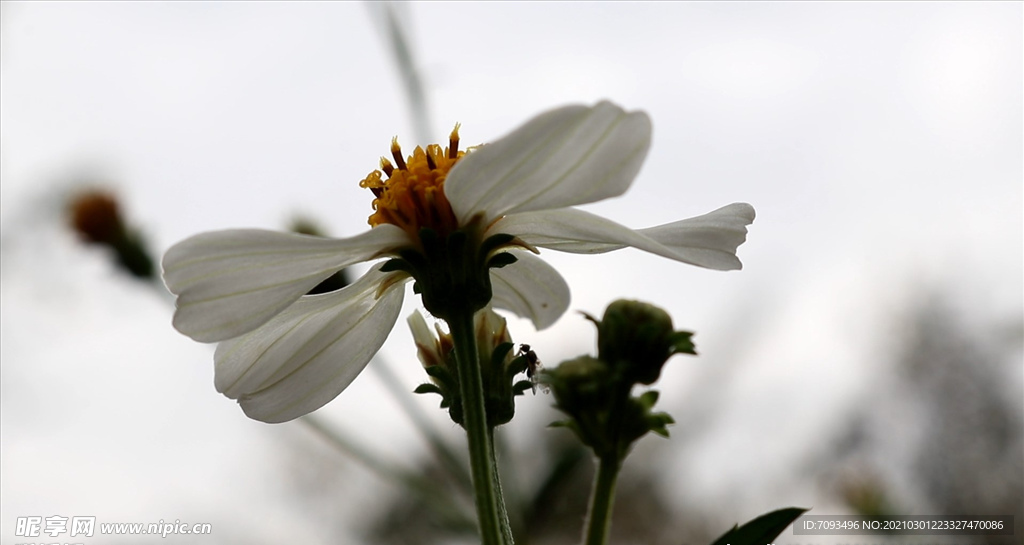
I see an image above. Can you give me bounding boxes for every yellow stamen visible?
[360,124,468,238]
[449,123,461,159]
[390,137,407,171]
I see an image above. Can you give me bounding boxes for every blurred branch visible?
[299,413,473,527]
[365,1,433,143]
[371,359,474,494]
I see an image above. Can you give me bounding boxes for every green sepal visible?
[379,258,411,274]
[709,507,809,545]
[512,380,534,396]
[414,383,443,396]
[417,227,440,248]
[403,224,500,320]
[424,365,456,387]
[638,390,660,409]
[480,232,516,256]
[487,252,518,269]
[670,330,697,356]
[506,355,529,377]
[491,342,515,368]
[398,248,429,270]
[647,412,674,438]
[445,229,467,259]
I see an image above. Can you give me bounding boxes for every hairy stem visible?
[449,310,511,545]
[583,454,621,545]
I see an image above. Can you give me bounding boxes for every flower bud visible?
[70,191,124,245]
[68,190,154,279]
[411,308,531,428]
[544,355,610,415]
[544,300,692,462]
[593,299,695,386]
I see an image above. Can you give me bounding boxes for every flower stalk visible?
[543,300,696,543]
[584,454,621,545]
[449,309,512,545]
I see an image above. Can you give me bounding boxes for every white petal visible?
[214,269,408,423]
[637,203,755,270]
[407,310,440,368]
[162,225,406,342]
[490,203,754,271]
[446,101,652,225]
[490,251,570,330]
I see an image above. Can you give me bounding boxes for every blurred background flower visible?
[1,2,1019,544]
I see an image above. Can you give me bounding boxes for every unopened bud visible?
[411,307,531,428]
[70,191,124,245]
[68,190,154,279]
[543,355,609,413]
[593,299,695,386]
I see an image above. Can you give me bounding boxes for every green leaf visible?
[707,507,808,545]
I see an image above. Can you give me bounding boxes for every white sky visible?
[1,2,1021,544]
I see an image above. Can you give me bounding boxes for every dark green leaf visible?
[707,507,808,545]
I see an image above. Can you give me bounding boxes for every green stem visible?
[583,454,621,545]
[449,310,510,545]
[489,429,515,544]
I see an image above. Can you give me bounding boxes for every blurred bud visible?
[70,192,123,244]
[544,355,610,416]
[289,217,326,238]
[589,299,696,386]
[68,190,154,279]
[543,299,690,462]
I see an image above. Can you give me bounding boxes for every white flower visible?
[162,101,755,423]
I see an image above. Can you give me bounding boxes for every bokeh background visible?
[1,2,1020,544]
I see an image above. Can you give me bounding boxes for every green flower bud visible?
[542,355,613,453]
[410,308,532,428]
[592,299,696,386]
[545,300,694,462]
[544,355,610,415]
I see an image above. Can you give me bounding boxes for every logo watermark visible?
[14,516,212,542]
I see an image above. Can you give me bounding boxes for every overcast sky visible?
[2,2,1021,543]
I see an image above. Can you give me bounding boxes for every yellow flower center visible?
[359,125,466,239]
